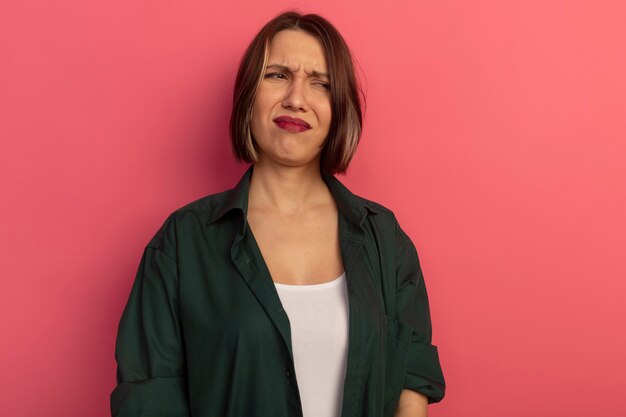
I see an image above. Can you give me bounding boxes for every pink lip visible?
[273,116,311,133]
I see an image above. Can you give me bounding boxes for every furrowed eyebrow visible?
[265,64,329,79]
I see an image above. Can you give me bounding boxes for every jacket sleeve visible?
[394,220,446,403]
[110,218,190,416]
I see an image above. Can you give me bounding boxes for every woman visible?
[111,11,445,417]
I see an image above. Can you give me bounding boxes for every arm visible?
[110,218,191,417]
[393,218,446,406]
[394,389,429,417]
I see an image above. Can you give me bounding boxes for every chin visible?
[259,154,321,170]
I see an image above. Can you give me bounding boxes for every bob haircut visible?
[229,11,365,175]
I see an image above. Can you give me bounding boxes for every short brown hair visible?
[229,11,365,175]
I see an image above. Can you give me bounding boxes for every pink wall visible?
[2,1,625,416]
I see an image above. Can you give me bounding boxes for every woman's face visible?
[250,29,332,170]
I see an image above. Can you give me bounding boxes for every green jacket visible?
[111,166,445,417]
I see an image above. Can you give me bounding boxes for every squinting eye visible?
[312,80,330,89]
[265,72,287,79]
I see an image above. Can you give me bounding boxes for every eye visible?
[313,81,330,91]
[265,72,287,80]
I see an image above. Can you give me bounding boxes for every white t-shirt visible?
[274,273,349,417]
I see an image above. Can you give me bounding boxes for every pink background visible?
[2,1,625,416]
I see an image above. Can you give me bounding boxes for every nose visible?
[282,78,309,112]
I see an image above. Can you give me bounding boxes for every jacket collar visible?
[207,165,378,231]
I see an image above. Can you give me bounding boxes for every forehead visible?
[267,30,327,72]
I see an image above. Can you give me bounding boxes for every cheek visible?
[250,97,268,131]
[249,114,264,143]
[250,96,262,121]
[253,83,279,108]
[321,104,332,129]
[250,101,277,145]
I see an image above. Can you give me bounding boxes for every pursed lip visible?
[273,115,312,131]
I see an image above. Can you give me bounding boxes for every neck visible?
[248,161,331,215]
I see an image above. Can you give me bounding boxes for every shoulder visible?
[327,174,397,225]
[346,187,401,229]
[172,188,233,216]
[348,189,415,252]
[146,187,238,253]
